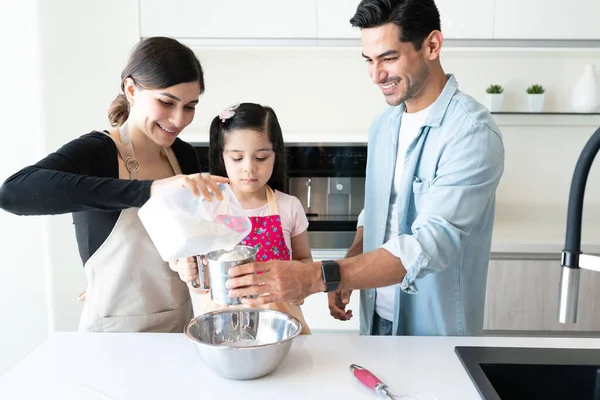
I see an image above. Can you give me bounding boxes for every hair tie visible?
[218,103,240,123]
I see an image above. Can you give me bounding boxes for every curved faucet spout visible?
[559,126,600,324]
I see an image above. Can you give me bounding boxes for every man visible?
[226,0,504,336]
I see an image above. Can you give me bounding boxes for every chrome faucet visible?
[559,126,600,324]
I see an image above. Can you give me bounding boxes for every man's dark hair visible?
[350,0,441,50]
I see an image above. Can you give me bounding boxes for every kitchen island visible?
[2,332,600,399]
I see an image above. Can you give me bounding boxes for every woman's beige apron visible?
[198,186,311,335]
[77,132,192,332]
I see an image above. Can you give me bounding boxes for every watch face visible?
[323,261,341,282]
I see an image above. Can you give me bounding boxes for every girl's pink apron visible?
[200,186,310,334]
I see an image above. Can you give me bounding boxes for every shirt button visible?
[368,294,373,299]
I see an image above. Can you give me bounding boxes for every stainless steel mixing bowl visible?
[185,308,303,380]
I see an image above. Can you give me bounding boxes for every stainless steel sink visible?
[455,346,600,399]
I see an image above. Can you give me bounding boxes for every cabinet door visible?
[484,259,600,333]
[302,249,360,333]
[140,0,317,39]
[435,0,495,39]
[318,0,495,40]
[317,0,362,39]
[300,292,361,333]
[494,0,600,39]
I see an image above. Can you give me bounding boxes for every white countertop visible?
[492,203,600,255]
[4,332,600,400]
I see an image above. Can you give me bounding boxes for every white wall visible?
[186,46,600,207]
[187,48,600,132]
[0,0,139,374]
[36,0,140,333]
[0,0,48,376]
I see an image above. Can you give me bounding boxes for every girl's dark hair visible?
[350,0,441,50]
[209,103,287,192]
[108,37,205,127]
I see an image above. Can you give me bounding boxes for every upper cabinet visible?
[139,0,600,45]
[494,0,600,40]
[139,0,317,40]
[436,0,495,39]
[316,0,361,39]
[316,0,495,40]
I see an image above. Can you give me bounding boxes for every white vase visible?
[485,93,504,112]
[571,64,600,113]
[527,94,545,112]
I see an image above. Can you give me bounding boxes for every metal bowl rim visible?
[184,308,303,350]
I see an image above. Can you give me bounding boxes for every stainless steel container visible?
[192,245,257,305]
[185,308,303,380]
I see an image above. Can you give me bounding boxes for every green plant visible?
[526,84,545,94]
[486,84,504,94]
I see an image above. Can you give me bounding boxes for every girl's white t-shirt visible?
[242,190,309,258]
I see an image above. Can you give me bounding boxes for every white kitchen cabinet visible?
[484,258,600,334]
[300,292,360,334]
[301,249,360,333]
[436,0,495,39]
[316,0,495,41]
[494,0,600,40]
[316,0,361,39]
[139,0,317,40]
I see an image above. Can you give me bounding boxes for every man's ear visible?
[424,30,443,61]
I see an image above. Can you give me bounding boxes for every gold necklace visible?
[118,128,168,173]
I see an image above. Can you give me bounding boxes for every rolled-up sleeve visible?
[357,209,365,228]
[381,123,504,293]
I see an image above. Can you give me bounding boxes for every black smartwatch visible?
[321,260,341,292]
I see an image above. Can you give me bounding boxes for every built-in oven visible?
[286,144,367,251]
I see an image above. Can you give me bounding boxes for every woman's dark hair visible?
[349,0,441,50]
[108,36,205,127]
[209,103,287,192]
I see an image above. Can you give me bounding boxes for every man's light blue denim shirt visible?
[357,75,504,336]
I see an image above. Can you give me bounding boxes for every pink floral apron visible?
[200,186,310,334]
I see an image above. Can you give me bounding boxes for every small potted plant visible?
[526,84,545,112]
[485,84,504,112]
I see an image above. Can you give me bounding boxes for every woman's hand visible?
[151,173,229,201]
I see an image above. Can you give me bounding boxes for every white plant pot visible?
[485,93,504,112]
[527,94,545,112]
[571,64,600,113]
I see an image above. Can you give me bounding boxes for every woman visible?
[0,37,227,333]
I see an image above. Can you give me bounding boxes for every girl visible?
[0,37,227,333]
[172,102,313,334]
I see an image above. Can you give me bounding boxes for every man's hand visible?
[328,290,353,321]
[226,260,324,305]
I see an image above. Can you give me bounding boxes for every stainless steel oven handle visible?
[306,178,312,210]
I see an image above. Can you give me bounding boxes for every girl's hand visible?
[169,256,209,294]
[151,173,229,201]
